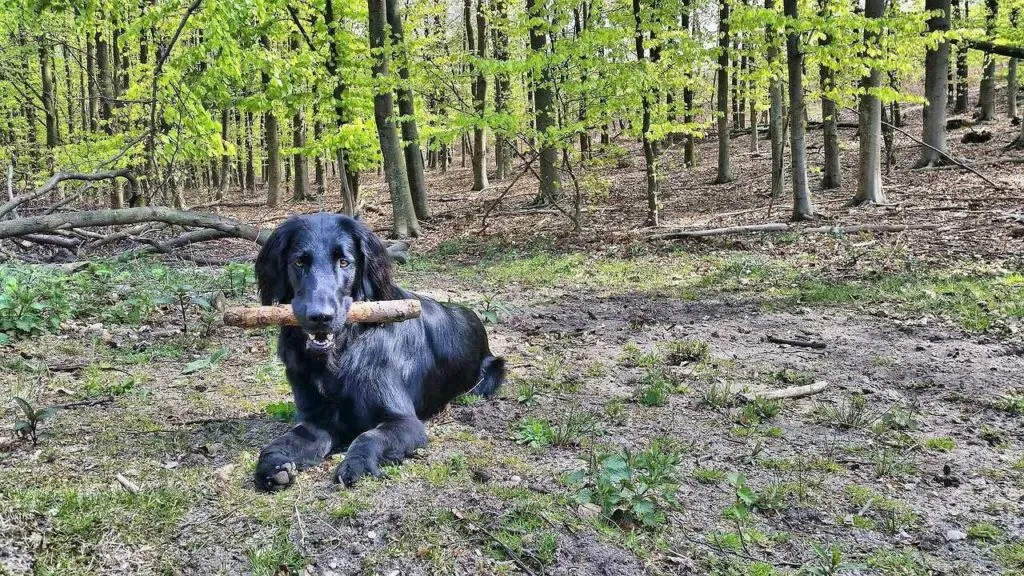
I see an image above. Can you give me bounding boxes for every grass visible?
[661,339,710,365]
[845,485,921,536]
[923,436,956,452]
[994,542,1024,570]
[815,394,872,429]
[633,367,686,407]
[700,381,737,409]
[967,521,1004,542]
[248,530,306,576]
[693,467,727,484]
[992,393,1024,415]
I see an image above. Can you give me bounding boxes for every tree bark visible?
[527,0,561,204]
[86,36,98,132]
[245,111,256,193]
[1008,10,1019,119]
[493,0,513,180]
[954,0,969,114]
[61,44,75,140]
[683,0,696,167]
[784,0,812,219]
[292,109,308,201]
[260,35,281,208]
[385,0,430,218]
[715,0,733,184]
[853,0,887,205]
[767,0,785,199]
[917,0,951,168]
[634,0,660,226]
[38,39,60,150]
[467,0,489,192]
[314,119,326,195]
[818,0,840,189]
[369,0,419,237]
[323,0,357,214]
[218,109,230,199]
[977,0,997,121]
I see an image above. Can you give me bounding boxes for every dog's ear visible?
[255,221,295,305]
[349,219,396,302]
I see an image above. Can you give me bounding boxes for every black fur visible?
[253,213,505,490]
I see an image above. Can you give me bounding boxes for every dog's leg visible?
[334,415,426,486]
[255,422,334,491]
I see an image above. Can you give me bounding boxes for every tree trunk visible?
[784,0,812,220]
[260,35,281,208]
[575,4,591,160]
[715,0,733,184]
[634,0,660,226]
[368,0,419,237]
[245,111,256,194]
[853,0,887,205]
[681,0,696,167]
[86,36,98,132]
[1008,9,1019,118]
[38,40,60,150]
[292,109,308,201]
[493,0,512,180]
[818,0,840,189]
[978,0,997,120]
[314,120,326,195]
[61,45,75,140]
[323,0,357,215]
[218,109,230,199]
[467,0,489,192]
[954,0,969,114]
[95,30,121,208]
[385,0,430,218]
[527,0,561,204]
[918,0,951,168]
[767,0,785,199]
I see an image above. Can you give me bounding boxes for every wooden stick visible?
[116,473,141,494]
[741,381,830,402]
[766,334,827,349]
[649,223,940,240]
[223,299,422,328]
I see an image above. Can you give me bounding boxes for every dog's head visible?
[255,213,397,353]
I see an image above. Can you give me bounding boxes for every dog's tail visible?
[471,356,506,398]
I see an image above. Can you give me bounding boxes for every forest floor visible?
[2,102,1024,576]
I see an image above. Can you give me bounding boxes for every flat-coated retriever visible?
[253,213,505,490]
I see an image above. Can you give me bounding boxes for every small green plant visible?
[799,543,860,575]
[693,467,726,484]
[815,394,872,429]
[737,397,782,426]
[584,361,607,378]
[551,408,599,447]
[923,436,956,452]
[661,339,710,365]
[980,424,1009,447]
[264,401,297,422]
[222,263,254,298]
[967,521,1003,542]
[476,293,509,324]
[633,367,684,407]
[773,369,815,387]
[993,542,1024,570]
[567,440,682,530]
[0,265,71,341]
[619,342,661,368]
[181,345,231,375]
[516,380,539,405]
[515,418,554,449]
[871,449,915,478]
[603,397,627,425]
[993,393,1024,416]
[845,485,920,535]
[701,381,737,409]
[12,397,57,445]
[455,393,483,406]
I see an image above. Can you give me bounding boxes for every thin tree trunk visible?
[292,109,308,201]
[86,36,98,132]
[218,109,230,199]
[978,0,997,120]
[1008,9,1019,118]
[853,0,887,205]
[260,35,281,208]
[954,0,969,114]
[493,0,512,180]
[918,0,951,168]
[714,0,733,184]
[634,0,660,226]
[818,0,840,189]
[767,0,784,199]
[527,0,561,203]
[314,120,326,195]
[61,45,75,140]
[368,0,419,237]
[245,111,256,193]
[682,0,696,167]
[323,0,357,214]
[467,0,489,192]
[385,0,430,218]
[38,39,60,150]
[784,0,812,219]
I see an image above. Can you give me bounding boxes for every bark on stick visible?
[223,300,422,328]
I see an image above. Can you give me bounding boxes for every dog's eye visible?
[337,258,350,268]
[292,259,305,269]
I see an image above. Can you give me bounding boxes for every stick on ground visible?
[223,299,422,328]
[741,381,830,402]
[766,334,827,349]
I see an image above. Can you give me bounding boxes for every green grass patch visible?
[967,521,1004,542]
[923,436,956,452]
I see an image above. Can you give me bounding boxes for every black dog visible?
[253,213,505,490]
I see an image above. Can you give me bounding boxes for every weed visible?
[634,367,685,407]
[603,397,627,425]
[799,543,861,575]
[864,549,929,576]
[993,393,1024,416]
[845,485,920,535]
[515,418,554,450]
[871,449,916,478]
[516,380,540,405]
[737,398,782,426]
[693,467,726,484]
[568,440,682,530]
[923,436,956,452]
[773,369,815,387]
[248,530,306,576]
[515,410,598,449]
[980,424,1009,447]
[661,339,710,365]
[993,542,1024,570]
[454,393,483,406]
[584,361,607,378]
[619,342,661,368]
[701,381,737,409]
[815,394,872,429]
[12,397,57,444]
[264,401,297,422]
[755,481,788,514]
[967,521,1003,542]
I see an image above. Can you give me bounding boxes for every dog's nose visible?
[308,310,334,326]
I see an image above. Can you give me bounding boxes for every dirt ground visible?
[2,95,1023,575]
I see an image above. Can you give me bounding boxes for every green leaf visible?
[181,357,212,375]
[12,397,33,417]
[14,420,31,432]
[36,407,58,422]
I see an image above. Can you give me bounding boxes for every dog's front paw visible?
[334,455,382,487]
[255,452,297,492]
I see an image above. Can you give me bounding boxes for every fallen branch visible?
[115,473,141,494]
[223,299,422,328]
[0,168,135,219]
[649,223,938,240]
[741,381,830,402]
[20,234,81,250]
[766,334,827,349]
